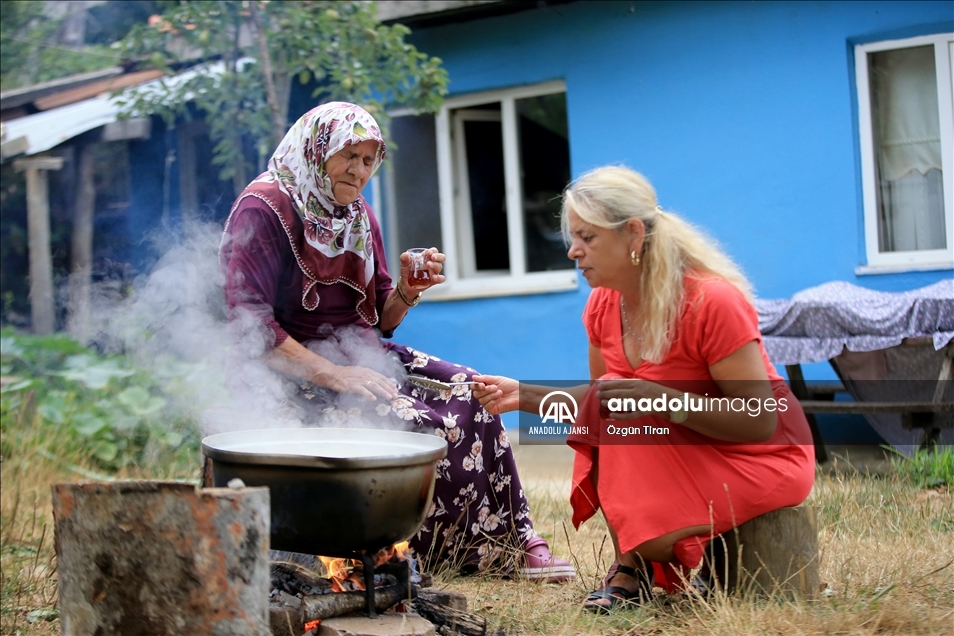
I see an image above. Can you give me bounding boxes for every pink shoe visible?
[520,536,576,583]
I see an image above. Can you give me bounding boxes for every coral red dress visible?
[567,276,815,591]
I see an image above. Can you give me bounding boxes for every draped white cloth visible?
[871,46,942,181]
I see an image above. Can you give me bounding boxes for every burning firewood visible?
[270,545,489,633]
[411,588,487,636]
[300,579,411,621]
[270,561,333,597]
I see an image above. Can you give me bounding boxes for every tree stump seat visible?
[704,505,820,599]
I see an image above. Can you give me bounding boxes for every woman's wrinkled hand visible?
[471,374,519,415]
[595,378,666,420]
[399,247,446,292]
[320,365,399,401]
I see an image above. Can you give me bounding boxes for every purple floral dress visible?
[289,338,534,571]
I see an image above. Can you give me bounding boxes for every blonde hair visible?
[561,166,753,364]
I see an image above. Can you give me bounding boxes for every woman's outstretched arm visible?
[473,343,607,414]
[472,376,590,416]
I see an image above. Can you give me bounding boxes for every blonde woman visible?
[474,166,814,610]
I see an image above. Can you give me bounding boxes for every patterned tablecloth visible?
[756,279,954,365]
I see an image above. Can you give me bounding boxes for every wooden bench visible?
[798,399,953,421]
[786,339,953,463]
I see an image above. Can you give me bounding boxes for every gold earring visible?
[631,250,640,266]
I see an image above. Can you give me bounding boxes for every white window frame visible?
[425,80,578,300]
[452,108,503,279]
[855,32,954,274]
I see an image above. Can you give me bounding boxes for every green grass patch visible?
[888,446,954,489]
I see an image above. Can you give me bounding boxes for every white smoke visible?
[76,217,409,437]
[74,219,270,434]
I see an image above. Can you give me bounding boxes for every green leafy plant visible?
[116,1,449,193]
[0,329,199,470]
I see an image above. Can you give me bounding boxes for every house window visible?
[855,33,954,271]
[384,81,577,299]
[382,113,443,262]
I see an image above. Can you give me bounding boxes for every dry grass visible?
[2,436,952,635]
[430,445,954,636]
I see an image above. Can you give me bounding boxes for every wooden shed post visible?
[68,144,96,342]
[13,156,64,335]
[176,122,199,221]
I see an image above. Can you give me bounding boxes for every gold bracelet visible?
[396,277,421,307]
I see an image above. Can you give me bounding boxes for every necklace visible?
[620,297,644,342]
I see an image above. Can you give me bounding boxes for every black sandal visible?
[583,564,654,613]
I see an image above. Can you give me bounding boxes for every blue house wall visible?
[382,0,953,400]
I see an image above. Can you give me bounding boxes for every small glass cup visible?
[407,248,431,289]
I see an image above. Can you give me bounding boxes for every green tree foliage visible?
[0,1,122,89]
[116,1,449,192]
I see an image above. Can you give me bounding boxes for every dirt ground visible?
[512,441,575,489]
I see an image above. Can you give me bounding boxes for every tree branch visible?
[247,1,285,148]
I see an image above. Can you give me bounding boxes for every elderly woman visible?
[219,102,574,582]
[474,166,814,609]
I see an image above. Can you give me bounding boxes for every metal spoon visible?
[407,375,478,392]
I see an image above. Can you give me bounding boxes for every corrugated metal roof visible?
[1,62,229,160]
[3,91,128,157]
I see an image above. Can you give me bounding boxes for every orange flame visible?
[318,541,410,592]
[387,541,410,564]
[318,554,352,592]
[303,619,321,631]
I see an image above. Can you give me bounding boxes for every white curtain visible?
[870,45,947,252]
[880,168,946,251]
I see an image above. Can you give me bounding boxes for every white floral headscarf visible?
[267,102,386,280]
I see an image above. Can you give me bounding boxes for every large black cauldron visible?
[201,428,448,557]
